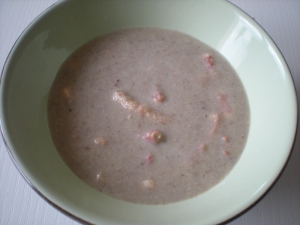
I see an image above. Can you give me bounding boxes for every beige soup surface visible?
[47,27,250,204]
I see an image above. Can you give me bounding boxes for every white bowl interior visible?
[0,0,297,224]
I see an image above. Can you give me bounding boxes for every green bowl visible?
[0,0,297,224]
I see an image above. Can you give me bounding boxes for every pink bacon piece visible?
[222,135,229,142]
[202,53,214,71]
[199,53,223,86]
[142,130,165,145]
[198,143,207,151]
[218,93,231,114]
[142,179,155,189]
[113,91,169,123]
[152,91,165,103]
[94,137,107,146]
[145,155,154,165]
[113,91,139,111]
[209,114,220,135]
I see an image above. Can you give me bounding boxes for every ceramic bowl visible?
[0,0,297,224]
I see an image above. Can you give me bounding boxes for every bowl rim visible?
[0,0,298,224]
[0,0,93,224]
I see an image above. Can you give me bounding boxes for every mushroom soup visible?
[48,27,250,204]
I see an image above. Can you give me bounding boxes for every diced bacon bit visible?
[198,144,207,151]
[96,172,104,181]
[113,91,169,123]
[142,179,155,189]
[136,104,152,116]
[113,91,139,111]
[222,135,229,142]
[94,137,107,146]
[62,87,72,99]
[138,105,169,123]
[223,150,230,155]
[218,93,231,114]
[152,91,165,103]
[209,114,220,135]
[142,130,165,145]
[145,155,154,165]
[202,53,214,70]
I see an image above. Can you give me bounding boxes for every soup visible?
[48,27,249,204]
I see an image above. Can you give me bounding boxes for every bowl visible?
[0,0,297,224]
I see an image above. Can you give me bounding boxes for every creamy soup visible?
[48,27,249,204]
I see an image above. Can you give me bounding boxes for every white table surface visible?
[1,0,299,224]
